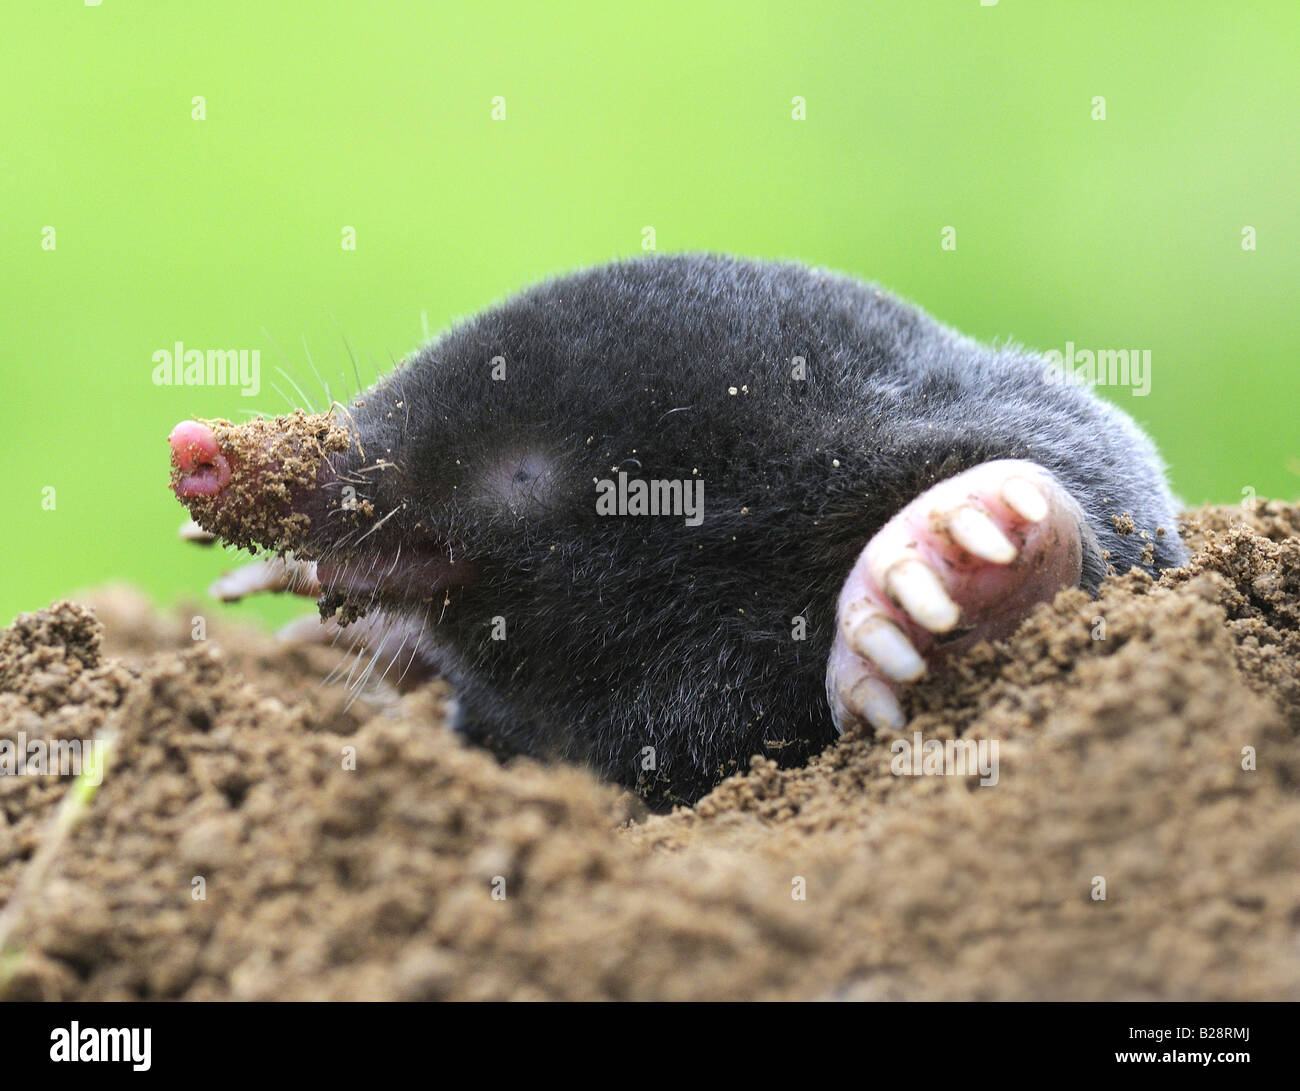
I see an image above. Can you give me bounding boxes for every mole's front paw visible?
[826,458,1084,734]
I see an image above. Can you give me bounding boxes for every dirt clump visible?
[1,503,1298,1000]
[169,411,354,553]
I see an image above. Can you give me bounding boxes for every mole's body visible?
[169,254,1187,807]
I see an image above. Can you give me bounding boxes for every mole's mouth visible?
[316,545,477,608]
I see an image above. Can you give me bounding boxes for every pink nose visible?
[168,420,231,497]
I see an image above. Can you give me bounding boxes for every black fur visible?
[319,254,1186,807]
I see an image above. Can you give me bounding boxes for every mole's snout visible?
[169,420,232,497]
[166,410,356,555]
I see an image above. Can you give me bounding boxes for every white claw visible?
[209,557,320,602]
[949,505,1017,564]
[178,519,216,544]
[1002,477,1049,523]
[884,558,960,633]
[847,676,905,732]
[847,615,927,682]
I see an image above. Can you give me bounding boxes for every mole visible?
[167,254,1188,808]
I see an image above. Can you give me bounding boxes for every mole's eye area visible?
[479,450,556,513]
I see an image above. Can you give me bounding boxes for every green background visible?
[3,1,1297,630]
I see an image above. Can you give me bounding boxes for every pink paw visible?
[826,459,1084,734]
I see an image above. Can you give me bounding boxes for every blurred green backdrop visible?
[3,1,1297,629]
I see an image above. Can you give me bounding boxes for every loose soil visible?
[1,503,1298,1000]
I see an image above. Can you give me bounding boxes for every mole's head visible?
[168,382,586,629]
[167,272,737,636]
[168,256,833,694]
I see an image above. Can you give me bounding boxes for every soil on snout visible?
[2,502,1299,1001]
[170,411,354,554]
